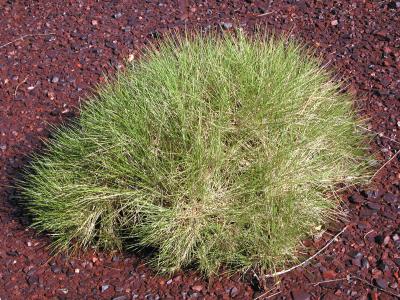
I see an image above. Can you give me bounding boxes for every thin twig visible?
[264,291,282,299]
[265,226,348,278]
[254,287,280,300]
[356,125,400,179]
[310,275,400,297]
[357,125,400,145]
[14,76,29,98]
[257,11,273,17]
[103,264,121,271]
[363,229,375,240]
[0,33,55,50]
[254,281,280,300]
[351,275,400,298]
[311,277,348,286]
[371,148,400,180]
[252,269,260,282]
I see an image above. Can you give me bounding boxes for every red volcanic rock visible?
[0,0,399,299]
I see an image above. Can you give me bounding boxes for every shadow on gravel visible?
[3,112,79,227]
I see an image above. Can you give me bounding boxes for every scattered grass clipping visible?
[20,31,374,276]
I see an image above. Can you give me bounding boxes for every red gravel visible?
[0,1,399,299]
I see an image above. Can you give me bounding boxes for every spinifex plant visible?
[21,31,373,276]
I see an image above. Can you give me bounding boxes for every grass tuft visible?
[20,31,374,276]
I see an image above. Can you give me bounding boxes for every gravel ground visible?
[0,1,399,299]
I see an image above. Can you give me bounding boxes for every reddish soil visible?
[0,1,399,299]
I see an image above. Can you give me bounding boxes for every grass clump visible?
[20,31,373,276]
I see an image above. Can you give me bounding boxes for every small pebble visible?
[230,287,239,297]
[27,275,39,286]
[394,257,400,267]
[192,285,203,292]
[51,265,62,274]
[112,297,128,300]
[23,266,34,273]
[46,35,56,42]
[364,190,379,199]
[395,240,400,249]
[377,260,388,272]
[387,1,400,9]
[322,270,337,280]
[113,12,122,19]
[374,278,388,289]
[51,76,59,83]
[383,193,397,203]
[352,258,362,267]
[390,282,398,289]
[221,22,233,30]
[359,208,374,217]
[349,194,363,204]
[383,235,391,245]
[331,20,338,26]
[361,258,370,269]
[26,268,36,276]
[348,251,363,259]
[105,41,117,49]
[145,294,154,300]
[366,202,380,210]
[148,31,161,39]
[47,91,55,100]
[6,250,19,257]
[100,284,109,292]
